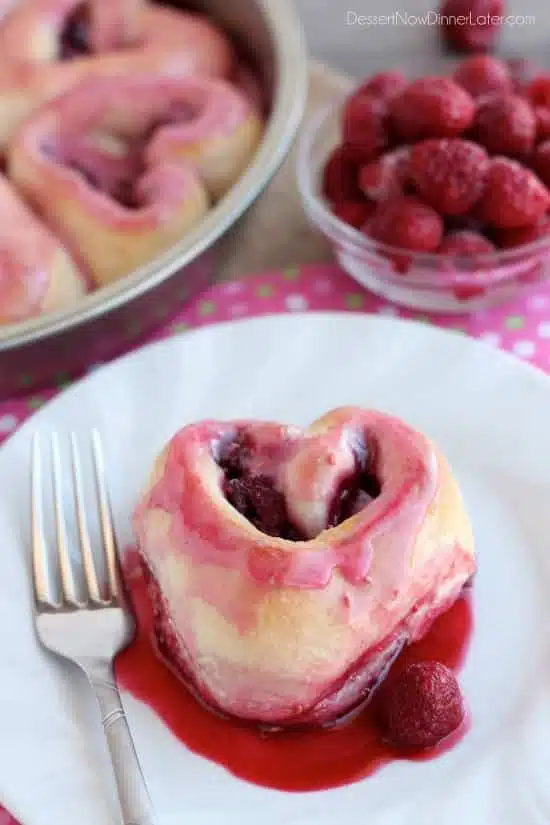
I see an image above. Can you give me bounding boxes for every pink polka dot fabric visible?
[1,264,550,443]
[1,262,550,822]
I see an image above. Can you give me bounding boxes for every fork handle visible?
[86,659,156,825]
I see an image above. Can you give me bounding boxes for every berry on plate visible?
[408,138,489,215]
[375,661,465,750]
[365,195,444,252]
[478,157,550,228]
[389,77,475,141]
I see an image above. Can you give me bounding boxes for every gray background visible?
[292,0,544,78]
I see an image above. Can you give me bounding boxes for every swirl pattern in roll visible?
[0,174,85,324]
[0,2,235,148]
[8,74,261,287]
[133,406,476,727]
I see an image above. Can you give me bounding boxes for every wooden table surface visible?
[217,62,351,282]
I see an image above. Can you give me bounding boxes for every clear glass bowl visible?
[296,96,550,314]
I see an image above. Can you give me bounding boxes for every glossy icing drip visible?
[138,408,437,590]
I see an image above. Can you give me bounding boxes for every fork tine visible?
[31,433,51,606]
[70,433,103,604]
[51,433,82,608]
[91,430,120,602]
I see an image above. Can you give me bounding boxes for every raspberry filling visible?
[327,458,381,527]
[44,102,198,209]
[217,431,381,539]
[60,5,91,59]
[68,147,145,209]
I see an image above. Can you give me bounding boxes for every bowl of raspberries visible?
[297,55,550,312]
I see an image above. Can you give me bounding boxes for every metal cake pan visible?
[0,0,308,398]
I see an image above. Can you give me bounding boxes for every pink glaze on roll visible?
[0,5,235,149]
[7,73,261,286]
[133,407,476,726]
[0,174,84,323]
[144,76,263,198]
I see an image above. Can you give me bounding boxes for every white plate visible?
[1,312,550,825]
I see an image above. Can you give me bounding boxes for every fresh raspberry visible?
[478,157,550,228]
[342,94,388,161]
[531,140,550,187]
[454,55,512,99]
[408,138,489,216]
[352,71,408,103]
[439,230,496,256]
[375,662,465,750]
[358,147,410,202]
[365,195,443,252]
[473,94,536,157]
[389,77,475,141]
[331,199,376,229]
[218,431,253,476]
[494,217,550,248]
[535,107,550,143]
[528,74,550,109]
[439,0,504,54]
[322,146,361,203]
[225,474,286,537]
[507,58,540,95]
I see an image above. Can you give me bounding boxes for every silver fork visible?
[31,430,155,825]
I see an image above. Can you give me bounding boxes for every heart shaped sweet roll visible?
[8,74,260,286]
[0,5,234,148]
[0,174,85,323]
[133,406,475,727]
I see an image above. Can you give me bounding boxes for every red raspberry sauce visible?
[116,552,473,793]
